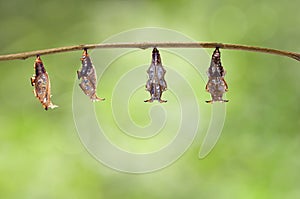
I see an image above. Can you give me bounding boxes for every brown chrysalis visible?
[144,47,167,103]
[77,48,105,102]
[205,47,229,103]
[30,55,58,110]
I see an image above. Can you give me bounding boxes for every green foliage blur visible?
[0,0,300,198]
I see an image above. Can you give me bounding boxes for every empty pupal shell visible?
[77,49,105,102]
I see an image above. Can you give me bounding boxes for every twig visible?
[0,42,299,61]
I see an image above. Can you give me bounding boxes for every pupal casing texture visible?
[30,55,58,110]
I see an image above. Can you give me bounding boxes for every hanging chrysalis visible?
[77,48,104,102]
[205,47,229,103]
[30,55,58,110]
[144,47,167,103]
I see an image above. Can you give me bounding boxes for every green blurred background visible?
[0,0,300,198]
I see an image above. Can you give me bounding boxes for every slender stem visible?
[0,42,299,62]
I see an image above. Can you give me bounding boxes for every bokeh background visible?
[0,0,300,198]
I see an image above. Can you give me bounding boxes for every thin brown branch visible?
[0,42,299,61]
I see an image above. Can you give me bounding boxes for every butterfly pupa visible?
[77,48,105,102]
[205,47,229,103]
[144,47,167,103]
[30,55,58,110]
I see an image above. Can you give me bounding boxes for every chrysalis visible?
[145,47,167,103]
[30,55,58,110]
[77,48,104,102]
[205,47,229,103]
